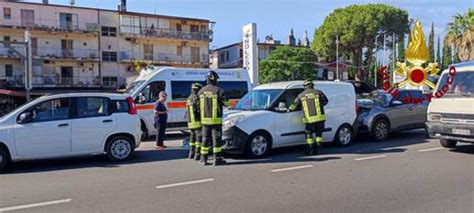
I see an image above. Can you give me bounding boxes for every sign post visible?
[242,23,258,87]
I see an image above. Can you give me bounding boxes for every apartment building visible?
[0,0,213,92]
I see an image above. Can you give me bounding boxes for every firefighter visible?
[289,80,328,155]
[186,83,203,160]
[198,71,226,166]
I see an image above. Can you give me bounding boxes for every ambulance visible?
[125,67,251,139]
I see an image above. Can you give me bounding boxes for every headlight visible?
[223,115,245,130]
[428,113,442,121]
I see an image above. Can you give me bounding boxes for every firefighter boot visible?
[213,157,226,166]
[314,142,321,155]
[305,144,314,156]
[188,148,195,159]
[200,155,209,166]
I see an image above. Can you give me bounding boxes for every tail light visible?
[355,101,361,114]
[126,96,137,115]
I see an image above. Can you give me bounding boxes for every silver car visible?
[357,90,428,141]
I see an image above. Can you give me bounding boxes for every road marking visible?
[418,147,444,152]
[156,178,214,189]
[271,165,313,173]
[0,198,72,212]
[354,155,387,161]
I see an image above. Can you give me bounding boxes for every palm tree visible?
[445,9,474,61]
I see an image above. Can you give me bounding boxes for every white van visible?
[427,61,474,148]
[222,81,357,158]
[125,67,251,139]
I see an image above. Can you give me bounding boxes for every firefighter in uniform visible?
[198,71,226,166]
[186,83,203,160]
[289,80,328,155]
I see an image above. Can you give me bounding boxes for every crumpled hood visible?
[224,109,268,120]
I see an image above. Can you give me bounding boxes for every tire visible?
[372,119,390,141]
[106,136,134,161]
[0,147,11,173]
[440,139,457,148]
[140,121,149,141]
[335,124,353,146]
[246,131,272,159]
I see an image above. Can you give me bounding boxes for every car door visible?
[71,97,116,153]
[14,98,72,157]
[272,89,305,146]
[385,93,412,131]
[409,91,428,128]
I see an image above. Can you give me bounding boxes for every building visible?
[0,0,213,92]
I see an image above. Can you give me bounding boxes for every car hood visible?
[224,109,269,120]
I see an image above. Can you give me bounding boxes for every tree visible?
[398,33,405,62]
[312,4,409,80]
[259,46,317,84]
[428,22,435,62]
[445,8,474,61]
[436,35,441,63]
[442,42,452,69]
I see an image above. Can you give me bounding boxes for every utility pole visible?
[392,32,396,85]
[374,34,380,88]
[25,31,32,102]
[336,34,339,80]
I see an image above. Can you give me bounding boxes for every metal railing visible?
[119,51,209,65]
[0,46,99,60]
[120,25,212,41]
[0,17,99,33]
[3,76,108,88]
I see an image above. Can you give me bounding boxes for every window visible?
[143,44,153,60]
[171,81,201,100]
[102,51,118,62]
[137,81,166,103]
[25,98,70,123]
[171,81,248,101]
[61,39,73,58]
[220,52,226,62]
[77,97,109,118]
[176,23,182,32]
[59,13,78,31]
[5,64,13,77]
[101,26,117,37]
[3,8,11,19]
[102,76,118,87]
[274,89,304,111]
[177,46,183,56]
[109,99,129,114]
[226,51,230,61]
[190,25,199,32]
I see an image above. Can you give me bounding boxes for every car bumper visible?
[221,126,249,154]
[426,121,474,143]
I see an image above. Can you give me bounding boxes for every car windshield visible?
[437,71,474,98]
[125,80,145,94]
[235,89,282,111]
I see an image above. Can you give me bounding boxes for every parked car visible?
[346,80,376,98]
[222,81,357,158]
[0,93,141,172]
[357,89,428,141]
[427,61,474,148]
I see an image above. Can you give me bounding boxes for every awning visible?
[0,89,26,97]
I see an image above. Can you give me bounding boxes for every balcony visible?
[119,51,209,66]
[0,17,99,34]
[3,76,120,88]
[120,26,212,41]
[0,46,99,61]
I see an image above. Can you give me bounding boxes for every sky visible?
[32,0,473,48]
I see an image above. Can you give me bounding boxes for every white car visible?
[222,81,357,158]
[0,93,142,172]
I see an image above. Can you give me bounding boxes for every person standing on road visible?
[289,80,328,155]
[186,83,203,160]
[155,91,168,150]
[198,71,226,166]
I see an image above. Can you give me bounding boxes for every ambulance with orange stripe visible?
[125,67,251,139]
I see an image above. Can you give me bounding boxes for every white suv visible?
[0,93,142,172]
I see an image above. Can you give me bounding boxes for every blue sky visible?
[39,0,472,48]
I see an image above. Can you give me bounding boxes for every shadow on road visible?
[449,144,474,154]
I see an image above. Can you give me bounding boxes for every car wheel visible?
[246,132,271,158]
[440,139,457,148]
[335,125,353,146]
[372,119,389,141]
[0,147,11,173]
[107,136,134,161]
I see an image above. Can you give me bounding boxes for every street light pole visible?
[374,34,380,88]
[24,31,32,102]
[336,34,339,80]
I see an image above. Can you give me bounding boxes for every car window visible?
[109,100,129,114]
[137,81,166,103]
[274,89,304,111]
[77,97,109,118]
[27,98,70,122]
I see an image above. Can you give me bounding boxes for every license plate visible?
[452,128,471,136]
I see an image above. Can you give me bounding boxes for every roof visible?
[254,80,352,90]
[441,60,474,74]
[39,92,130,100]
[5,1,212,23]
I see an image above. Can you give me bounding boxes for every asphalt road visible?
[1,130,473,213]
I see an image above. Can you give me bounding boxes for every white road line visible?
[418,147,444,152]
[0,198,72,212]
[354,155,387,161]
[271,165,314,173]
[156,178,214,189]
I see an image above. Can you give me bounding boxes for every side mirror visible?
[18,112,32,124]
[391,100,403,106]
